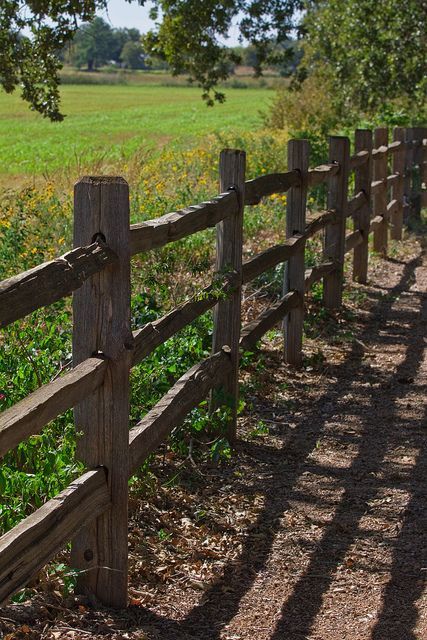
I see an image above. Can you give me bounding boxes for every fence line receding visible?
[0,126,426,608]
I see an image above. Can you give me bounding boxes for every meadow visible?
[0,84,273,184]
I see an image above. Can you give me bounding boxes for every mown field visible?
[0,84,273,184]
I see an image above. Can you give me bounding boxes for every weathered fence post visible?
[212,150,245,441]
[421,127,427,210]
[323,136,350,309]
[353,129,372,283]
[411,127,425,218]
[372,127,389,256]
[72,177,132,608]
[403,127,413,222]
[284,139,309,367]
[391,127,405,240]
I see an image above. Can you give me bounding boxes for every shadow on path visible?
[115,242,426,640]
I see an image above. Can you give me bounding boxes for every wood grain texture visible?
[305,261,336,290]
[371,144,388,158]
[352,130,373,284]
[284,139,309,367]
[371,179,386,194]
[305,209,337,236]
[372,128,389,255]
[129,349,231,475]
[72,176,132,608]
[129,191,238,255]
[347,190,367,217]
[240,291,300,351]
[386,173,400,186]
[402,127,413,222]
[307,163,339,187]
[132,271,239,366]
[0,469,110,606]
[244,170,300,205]
[386,140,404,154]
[242,236,302,284]
[410,127,426,217]
[345,230,364,254]
[242,210,334,286]
[0,358,107,459]
[369,215,384,233]
[349,150,370,170]
[0,241,116,329]
[323,136,350,309]
[212,149,245,441]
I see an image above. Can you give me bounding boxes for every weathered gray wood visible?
[129,349,231,475]
[0,358,107,459]
[371,179,386,194]
[132,271,238,366]
[352,129,372,283]
[386,173,400,186]
[305,261,336,290]
[284,139,309,367]
[387,199,398,216]
[244,170,300,205]
[349,150,370,170]
[372,128,389,255]
[240,291,299,350]
[242,209,334,286]
[369,215,384,233]
[212,149,245,441]
[242,236,302,284]
[72,176,132,608]
[129,191,238,255]
[347,190,367,217]
[421,131,427,206]
[0,241,116,329]
[323,136,350,309]
[0,469,110,606]
[386,140,404,154]
[345,230,363,254]
[371,144,388,158]
[411,127,426,217]
[403,127,413,221]
[305,209,337,235]
[307,163,339,187]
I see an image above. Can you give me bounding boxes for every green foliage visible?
[302,0,427,117]
[71,17,116,71]
[0,0,105,120]
[1,1,301,118]
[120,41,146,70]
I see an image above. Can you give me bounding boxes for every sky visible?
[97,0,242,45]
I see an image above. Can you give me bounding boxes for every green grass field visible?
[0,84,272,183]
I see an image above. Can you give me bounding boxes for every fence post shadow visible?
[113,247,424,640]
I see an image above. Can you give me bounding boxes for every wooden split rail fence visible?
[0,126,426,608]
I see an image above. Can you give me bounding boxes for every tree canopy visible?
[1,1,425,122]
[302,0,427,113]
[0,0,301,120]
[69,17,143,70]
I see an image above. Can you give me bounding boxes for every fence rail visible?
[0,126,426,607]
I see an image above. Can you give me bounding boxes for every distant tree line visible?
[62,17,147,71]
[63,17,301,76]
[2,1,424,121]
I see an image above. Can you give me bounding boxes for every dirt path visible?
[1,232,426,640]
